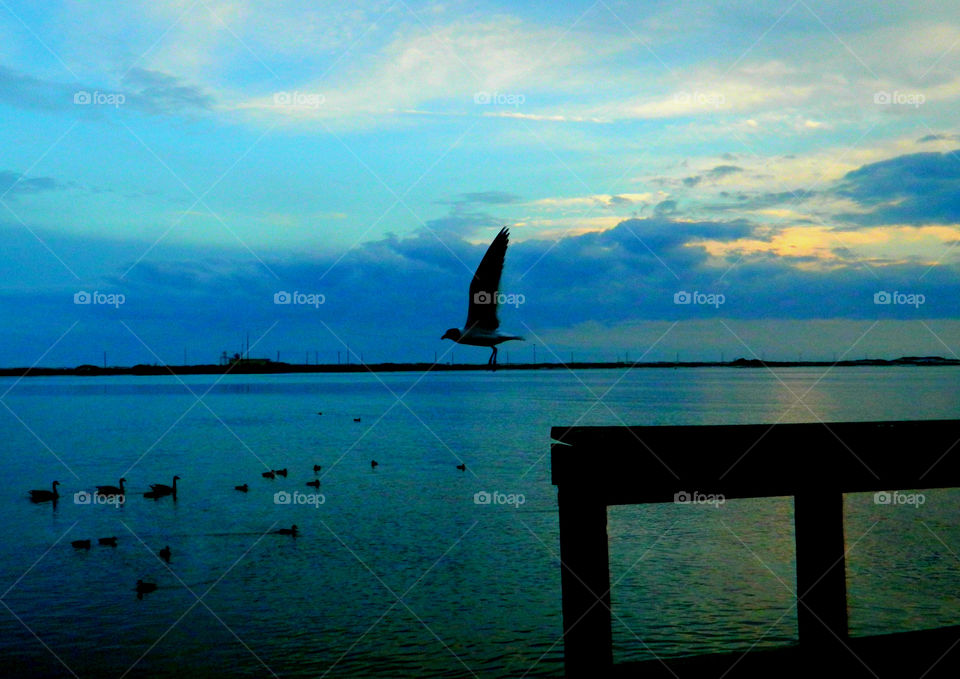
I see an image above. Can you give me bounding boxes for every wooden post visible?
[557,489,613,675]
[793,491,849,652]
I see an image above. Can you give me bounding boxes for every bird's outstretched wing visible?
[466,227,509,331]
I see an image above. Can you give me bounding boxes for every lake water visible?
[1,367,959,677]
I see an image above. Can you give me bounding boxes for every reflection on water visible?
[0,367,958,676]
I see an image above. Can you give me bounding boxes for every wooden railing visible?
[551,420,960,677]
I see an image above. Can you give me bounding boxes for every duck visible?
[456,463,466,471]
[96,478,126,496]
[158,546,171,562]
[370,460,379,470]
[306,479,320,488]
[262,470,275,479]
[353,417,362,423]
[274,525,298,536]
[98,537,118,547]
[316,411,322,415]
[28,480,60,503]
[234,483,249,492]
[275,468,288,478]
[313,464,322,473]
[149,475,180,497]
[135,579,158,599]
[71,539,91,550]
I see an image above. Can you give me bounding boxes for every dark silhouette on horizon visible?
[71,539,91,550]
[262,470,275,479]
[234,483,248,492]
[275,468,287,478]
[98,537,117,547]
[135,579,157,600]
[456,463,466,471]
[441,226,524,370]
[274,525,298,536]
[306,479,320,488]
[370,460,378,470]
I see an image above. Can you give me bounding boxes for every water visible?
[1,367,958,677]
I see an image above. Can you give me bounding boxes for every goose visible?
[158,546,171,562]
[274,525,298,536]
[316,411,322,415]
[96,478,126,496]
[456,463,466,471]
[71,539,91,550]
[262,471,275,479]
[275,468,288,478]
[98,537,118,547]
[135,579,157,599]
[149,475,180,497]
[306,479,320,488]
[28,480,60,503]
[370,460,379,470]
[234,483,249,492]
[313,464,322,473]
[353,417,361,423]
[441,227,524,370]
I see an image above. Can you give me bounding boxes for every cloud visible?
[122,68,214,114]
[0,170,70,196]
[835,150,960,225]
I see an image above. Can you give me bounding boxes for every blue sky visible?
[2,0,960,366]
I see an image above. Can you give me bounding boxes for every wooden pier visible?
[551,420,960,677]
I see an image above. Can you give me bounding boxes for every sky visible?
[2,0,960,366]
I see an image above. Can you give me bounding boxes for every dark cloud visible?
[654,199,678,216]
[835,150,960,225]
[0,170,67,196]
[445,190,521,205]
[918,133,960,143]
[707,164,743,178]
[122,68,214,114]
[682,176,702,188]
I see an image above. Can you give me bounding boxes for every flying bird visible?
[441,227,523,369]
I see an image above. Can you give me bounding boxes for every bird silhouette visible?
[28,480,60,503]
[306,479,320,488]
[71,539,91,550]
[456,463,466,471]
[234,483,248,492]
[441,227,524,370]
[149,475,180,497]
[159,546,171,562]
[274,525,298,536]
[96,478,126,496]
[370,460,379,470]
[98,537,118,547]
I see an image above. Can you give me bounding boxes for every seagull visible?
[28,480,60,503]
[441,226,524,370]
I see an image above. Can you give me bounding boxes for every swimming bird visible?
[262,470,275,479]
[149,475,180,497]
[234,483,249,492]
[306,479,320,488]
[456,463,466,471]
[316,411,322,415]
[158,546,171,562]
[96,478,126,496]
[441,226,524,370]
[28,480,60,503]
[274,525,298,536]
[275,468,288,478]
[98,537,118,547]
[353,417,361,422]
[135,579,157,599]
[71,539,91,550]
[370,460,378,470]
[313,464,322,473]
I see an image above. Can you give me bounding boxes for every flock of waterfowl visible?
[26,414,469,599]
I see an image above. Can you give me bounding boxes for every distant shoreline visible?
[0,356,957,377]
